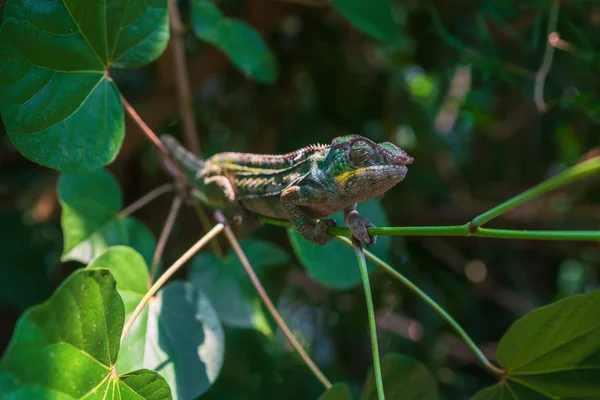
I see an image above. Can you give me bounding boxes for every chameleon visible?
[160,134,413,246]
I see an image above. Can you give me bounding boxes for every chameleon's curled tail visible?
[160,134,205,182]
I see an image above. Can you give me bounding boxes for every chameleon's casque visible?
[161,134,413,246]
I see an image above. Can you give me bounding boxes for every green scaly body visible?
[161,134,413,246]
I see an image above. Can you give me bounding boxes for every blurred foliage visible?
[1,0,600,399]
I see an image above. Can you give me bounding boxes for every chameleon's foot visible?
[345,210,376,247]
[309,218,337,245]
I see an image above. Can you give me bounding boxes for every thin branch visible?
[168,0,226,257]
[337,236,506,378]
[121,93,169,156]
[221,218,332,389]
[259,216,600,241]
[119,183,174,218]
[534,0,560,113]
[352,238,384,400]
[121,223,225,340]
[149,195,184,285]
[169,0,201,154]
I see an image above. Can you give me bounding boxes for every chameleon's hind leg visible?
[344,203,376,247]
[193,176,244,224]
[281,186,336,245]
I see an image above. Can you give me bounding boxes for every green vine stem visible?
[470,156,600,228]
[352,238,385,400]
[338,236,505,377]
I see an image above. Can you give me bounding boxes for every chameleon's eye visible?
[349,142,372,164]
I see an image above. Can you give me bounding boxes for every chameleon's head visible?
[325,134,413,201]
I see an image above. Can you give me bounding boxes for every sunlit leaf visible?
[89,247,225,399]
[58,169,156,265]
[0,269,172,399]
[361,354,438,400]
[191,0,278,83]
[0,0,169,171]
[288,199,391,289]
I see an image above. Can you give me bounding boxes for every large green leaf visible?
[0,0,169,172]
[89,247,225,400]
[58,168,157,265]
[288,199,391,289]
[0,268,172,399]
[473,291,600,399]
[361,354,438,400]
[319,383,352,400]
[330,0,400,43]
[190,239,290,333]
[191,0,278,84]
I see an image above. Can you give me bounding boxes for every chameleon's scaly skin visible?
[161,134,413,246]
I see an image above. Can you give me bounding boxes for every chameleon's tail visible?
[160,134,204,181]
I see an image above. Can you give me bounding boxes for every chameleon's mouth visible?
[336,165,408,184]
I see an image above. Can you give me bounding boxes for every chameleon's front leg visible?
[344,203,377,247]
[281,186,336,245]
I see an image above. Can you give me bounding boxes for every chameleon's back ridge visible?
[161,134,413,247]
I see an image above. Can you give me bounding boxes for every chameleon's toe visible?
[311,218,337,245]
[346,212,377,247]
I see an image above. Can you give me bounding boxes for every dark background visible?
[1,1,600,399]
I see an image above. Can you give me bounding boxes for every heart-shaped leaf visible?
[0,268,172,399]
[361,354,438,400]
[319,383,352,400]
[89,246,225,399]
[0,0,169,172]
[190,239,290,333]
[288,199,392,289]
[58,168,157,265]
[191,0,278,84]
[330,0,400,43]
[472,291,600,399]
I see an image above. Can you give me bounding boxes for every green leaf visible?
[288,199,391,289]
[476,291,600,399]
[471,382,553,400]
[0,0,169,172]
[191,0,278,84]
[190,239,290,333]
[88,247,225,400]
[361,354,438,400]
[330,0,400,43]
[58,168,157,265]
[0,269,172,399]
[319,383,352,400]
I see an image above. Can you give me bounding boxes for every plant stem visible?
[149,195,183,285]
[168,0,201,155]
[119,183,174,217]
[337,236,505,377]
[121,93,170,156]
[221,220,332,389]
[260,218,600,241]
[352,238,385,400]
[471,156,600,228]
[121,223,225,341]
